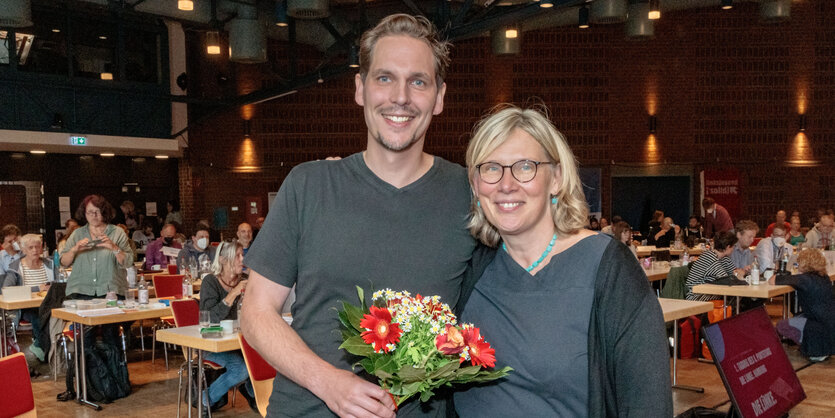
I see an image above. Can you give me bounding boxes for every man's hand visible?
[317,369,396,418]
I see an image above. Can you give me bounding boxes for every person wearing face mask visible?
[702,197,734,239]
[0,224,23,276]
[176,223,215,272]
[755,223,794,270]
[143,223,181,270]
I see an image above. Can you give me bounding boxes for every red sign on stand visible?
[702,307,805,418]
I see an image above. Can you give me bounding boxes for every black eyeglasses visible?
[475,160,554,184]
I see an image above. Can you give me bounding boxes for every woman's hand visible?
[231,279,248,297]
[97,235,119,252]
[72,238,91,253]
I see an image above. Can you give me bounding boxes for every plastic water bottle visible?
[682,248,690,266]
[750,256,760,285]
[236,289,245,332]
[182,275,193,299]
[138,276,149,305]
[779,252,789,273]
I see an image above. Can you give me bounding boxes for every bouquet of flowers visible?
[337,287,512,406]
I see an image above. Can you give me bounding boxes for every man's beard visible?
[374,132,420,152]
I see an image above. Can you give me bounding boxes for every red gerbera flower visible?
[360,306,402,353]
[462,327,496,368]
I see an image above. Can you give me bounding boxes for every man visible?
[754,223,793,270]
[236,222,253,256]
[702,197,734,239]
[242,14,475,418]
[252,216,265,240]
[730,220,758,274]
[176,223,215,270]
[0,224,22,275]
[765,210,791,238]
[805,214,834,250]
[143,223,180,270]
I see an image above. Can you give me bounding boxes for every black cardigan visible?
[776,272,835,357]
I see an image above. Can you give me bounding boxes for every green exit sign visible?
[70,136,87,146]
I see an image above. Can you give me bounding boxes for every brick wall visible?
[183,1,835,236]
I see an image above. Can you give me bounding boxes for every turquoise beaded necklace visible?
[502,233,557,272]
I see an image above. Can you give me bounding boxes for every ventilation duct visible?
[760,0,790,22]
[590,0,627,24]
[287,0,329,19]
[0,0,33,27]
[626,1,654,38]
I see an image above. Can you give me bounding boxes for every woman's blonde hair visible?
[797,249,828,277]
[19,234,43,248]
[465,104,589,247]
[211,239,242,277]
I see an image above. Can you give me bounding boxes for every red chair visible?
[0,352,37,417]
[239,334,277,417]
[170,299,230,415]
[151,274,185,368]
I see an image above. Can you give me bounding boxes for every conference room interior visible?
[2,0,835,416]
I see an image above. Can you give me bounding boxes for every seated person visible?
[771,249,835,362]
[730,220,758,272]
[754,223,793,270]
[613,221,638,258]
[176,223,215,273]
[1,233,55,361]
[143,223,180,270]
[788,216,806,246]
[198,240,255,412]
[805,214,834,249]
[0,224,23,275]
[682,215,703,241]
[56,219,80,255]
[600,215,621,236]
[648,217,676,248]
[132,221,155,249]
[685,231,738,301]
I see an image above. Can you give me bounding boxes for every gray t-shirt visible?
[244,152,476,417]
[455,234,607,417]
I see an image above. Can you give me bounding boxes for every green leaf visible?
[338,335,374,356]
[359,357,375,374]
[419,389,435,403]
[374,355,399,375]
[356,286,366,308]
[340,328,359,340]
[428,360,460,380]
[337,310,355,332]
[396,365,427,383]
[342,301,365,331]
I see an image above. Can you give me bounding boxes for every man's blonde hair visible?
[359,14,450,86]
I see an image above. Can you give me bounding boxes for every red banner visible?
[701,169,741,220]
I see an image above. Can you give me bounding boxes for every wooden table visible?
[52,300,173,410]
[691,283,795,319]
[156,325,241,418]
[658,298,714,392]
[644,265,672,282]
[0,294,45,357]
[637,247,704,258]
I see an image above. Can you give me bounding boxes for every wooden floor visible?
[17,304,835,417]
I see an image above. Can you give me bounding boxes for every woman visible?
[454,106,671,416]
[683,215,703,241]
[164,200,183,228]
[588,217,600,231]
[788,216,806,246]
[3,234,55,361]
[58,195,133,400]
[647,210,664,235]
[770,249,835,362]
[56,218,80,255]
[648,217,676,247]
[198,240,255,412]
[613,221,638,258]
[685,231,738,301]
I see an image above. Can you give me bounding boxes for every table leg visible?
[187,347,193,418]
[671,318,705,392]
[73,323,80,397]
[77,323,101,410]
[197,349,205,418]
[735,297,740,316]
[723,296,728,319]
[1,308,7,357]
